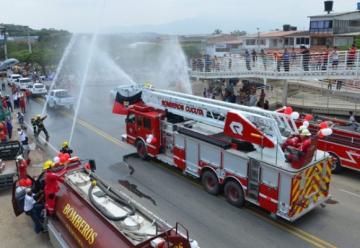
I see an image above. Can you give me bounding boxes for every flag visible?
[112,91,142,115]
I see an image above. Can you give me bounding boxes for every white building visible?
[309,9,360,47]
[242,30,310,51]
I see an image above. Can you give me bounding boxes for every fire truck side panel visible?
[55,183,133,248]
[317,139,360,171]
[258,166,279,213]
[185,138,200,176]
[199,143,221,169]
[289,159,331,220]
[223,150,248,179]
[277,173,292,217]
[173,133,186,170]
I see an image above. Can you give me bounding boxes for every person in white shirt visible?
[18,127,30,160]
[24,188,44,233]
[349,111,356,123]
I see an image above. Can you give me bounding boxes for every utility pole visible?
[0,26,8,60]
[27,31,32,53]
[257,27,260,49]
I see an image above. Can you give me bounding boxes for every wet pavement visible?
[15,84,360,248]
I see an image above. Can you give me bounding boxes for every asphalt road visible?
[22,84,360,248]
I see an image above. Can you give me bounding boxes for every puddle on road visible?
[325,198,339,204]
[118,179,157,206]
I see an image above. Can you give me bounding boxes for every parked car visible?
[46,89,75,109]
[7,74,21,85]
[29,83,47,96]
[16,77,34,90]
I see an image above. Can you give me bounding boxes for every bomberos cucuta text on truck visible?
[112,84,333,221]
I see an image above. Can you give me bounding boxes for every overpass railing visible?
[189,50,360,80]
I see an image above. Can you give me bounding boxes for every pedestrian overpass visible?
[189,50,360,80]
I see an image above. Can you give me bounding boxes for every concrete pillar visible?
[282,80,288,106]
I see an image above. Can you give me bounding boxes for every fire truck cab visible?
[114,85,332,222]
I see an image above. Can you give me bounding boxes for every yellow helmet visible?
[144,82,153,89]
[62,141,69,148]
[300,129,311,137]
[43,160,53,170]
[36,114,41,119]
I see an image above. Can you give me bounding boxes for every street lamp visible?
[0,26,8,60]
[257,27,260,49]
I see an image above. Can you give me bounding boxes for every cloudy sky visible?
[0,0,358,34]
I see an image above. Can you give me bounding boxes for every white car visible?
[7,74,21,85]
[46,89,75,109]
[29,83,47,96]
[16,77,34,90]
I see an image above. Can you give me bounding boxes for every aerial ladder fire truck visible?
[113,84,333,222]
[12,155,199,248]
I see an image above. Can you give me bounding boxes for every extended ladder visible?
[141,87,295,142]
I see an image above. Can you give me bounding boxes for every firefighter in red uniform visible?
[298,129,312,154]
[43,160,57,215]
[283,129,312,162]
[17,155,28,180]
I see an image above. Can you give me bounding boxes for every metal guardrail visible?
[189,50,360,80]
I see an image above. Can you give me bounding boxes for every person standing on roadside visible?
[301,46,310,71]
[5,95,12,112]
[290,47,297,66]
[331,46,339,69]
[274,51,282,72]
[5,118,12,139]
[260,49,267,70]
[349,111,356,123]
[19,93,26,113]
[251,49,257,67]
[322,45,330,70]
[283,48,290,72]
[24,188,44,234]
[245,50,251,70]
[347,44,356,69]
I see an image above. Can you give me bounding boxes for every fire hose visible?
[88,179,136,221]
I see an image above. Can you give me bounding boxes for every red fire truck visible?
[298,115,360,173]
[12,156,198,248]
[113,84,332,221]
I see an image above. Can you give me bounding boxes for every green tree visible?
[182,44,202,58]
[212,29,222,35]
[230,30,247,36]
[355,36,360,48]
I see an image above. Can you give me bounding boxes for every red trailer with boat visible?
[12,156,198,248]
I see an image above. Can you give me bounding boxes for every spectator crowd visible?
[191,44,358,73]
[203,79,269,109]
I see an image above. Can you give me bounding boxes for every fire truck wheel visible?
[201,170,220,195]
[224,181,245,207]
[329,153,343,174]
[136,140,148,160]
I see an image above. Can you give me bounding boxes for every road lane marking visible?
[32,98,337,248]
[244,208,336,248]
[154,160,337,248]
[339,189,360,199]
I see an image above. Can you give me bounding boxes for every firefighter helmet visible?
[301,129,311,137]
[62,141,69,148]
[43,160,53,170]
